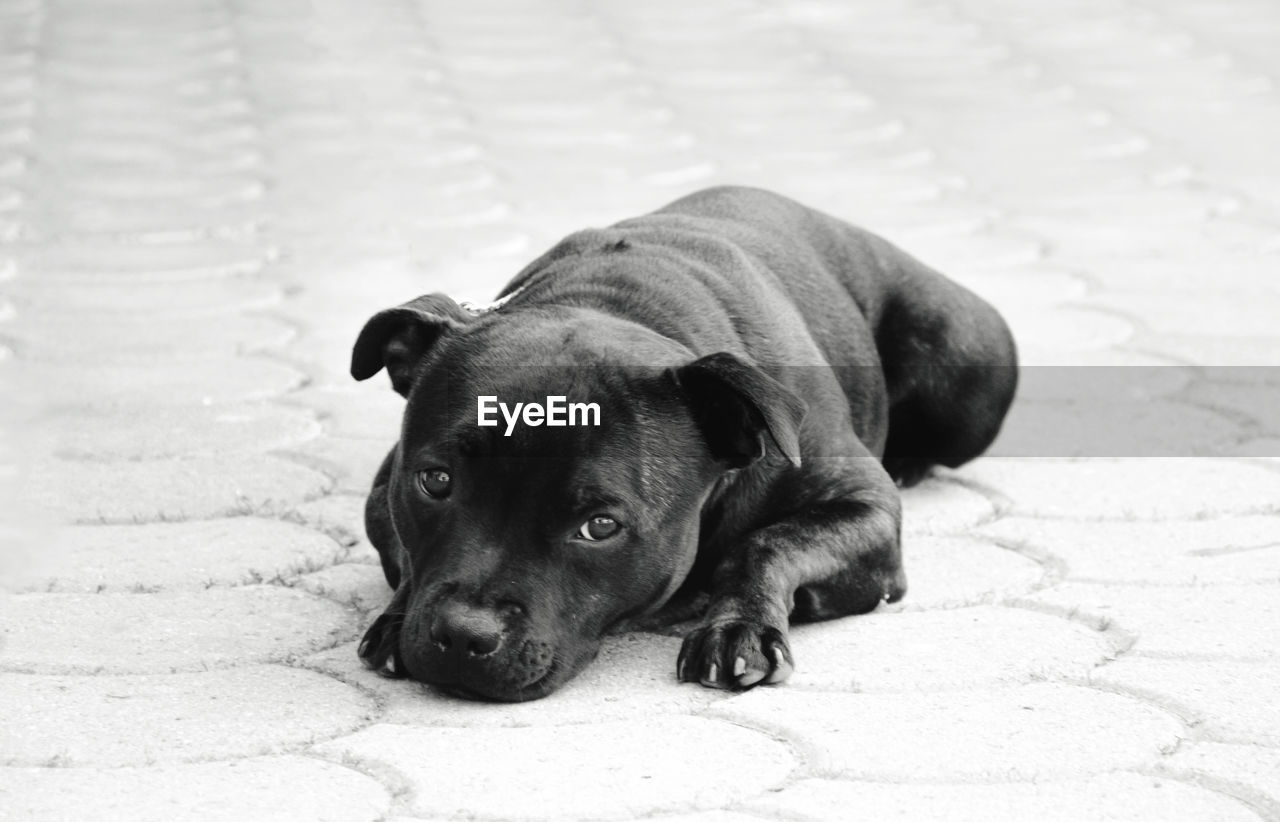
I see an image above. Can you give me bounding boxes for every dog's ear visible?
[672,352,806,468]
[351,294,468,397]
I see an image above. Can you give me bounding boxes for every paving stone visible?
[856,200,998,241]
[1183,381,1280,438]
[709,683,1183,780]
[291,334,389,390]
[639,813,762,822]
[1161,742,1280,812]
[0,153,28,179]
[1227,439,1280,458]
[1014,358,1192,403]
[276,274,456,345]
[286,386,404,439]
[292,436,390,494]
[1137,333,1280,366]
[980,515,1280,585]
[43,402,321,460]
[1194,365,1280,389]
[960,458,1280,519]
[1090,292,1280,338]
[402,222,533,261]
[306,632,728,727]
[10,312,295,363]
[803,170,961,210]
[1017,212,1250,260]
[14,238,269,282]
[39,93,250,128]
[20,453,333,524]
[492,123,693,154]
[0,756,392,821]
[314,716,795,819]
[1017,184,1242,227]
[22,357,307,407]
[892,535,1046,609]
[289,188,507,232]
[24,196,262,238]
[0,586,358,674]
[0,185,20,212]
[287,492,377,561]
[41,41,243,74]
[1014,347,1192,370]
[905,231,1046,274]
[1091,657,1280,745]
[47,138,263,178]
[900,475,998,537]
[265,255,428,317]
[947,264,1090,309]
[47,172,265,209]
[744,774,1262,822]
[9,276,283,316]
[0,665,376,766]
[275,157,495,199]
[1001,305,1135,353]
[788,605,1123,692]
[991,398,1243,458]
[713,117,908,157]
[296,563,391,612]
[1066,251,1280,295]
[1028,583,1280,662]
[17,518,345,593]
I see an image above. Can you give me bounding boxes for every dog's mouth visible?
[403,633,577,703]
[434,660,562,703]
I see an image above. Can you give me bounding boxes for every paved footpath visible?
[2,0,1279,818]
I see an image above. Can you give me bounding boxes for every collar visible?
[459,284,526,316]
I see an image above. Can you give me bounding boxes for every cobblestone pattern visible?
[1,0,1278,819]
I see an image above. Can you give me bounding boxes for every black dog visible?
[351,186,1016,701]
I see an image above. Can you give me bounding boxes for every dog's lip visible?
[433,659,561,703]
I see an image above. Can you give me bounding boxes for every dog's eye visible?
[417,469,452,498]
[577,516,620,542]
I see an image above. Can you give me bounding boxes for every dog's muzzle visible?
[401,598,557,702]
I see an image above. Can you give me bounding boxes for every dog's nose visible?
[429,602,504,658]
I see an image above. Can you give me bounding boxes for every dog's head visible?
[351,292,804,701]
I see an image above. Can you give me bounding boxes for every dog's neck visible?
[459,284,527,316]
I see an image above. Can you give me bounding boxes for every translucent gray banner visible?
[990,365,1279,458]
[404,364,1280,459]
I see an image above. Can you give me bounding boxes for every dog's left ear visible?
[351,293,469,397]
[672,352,806,468]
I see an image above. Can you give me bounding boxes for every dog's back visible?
[620,186,1017,479]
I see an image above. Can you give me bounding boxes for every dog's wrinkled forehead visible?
[404,361,629,441]
[401,358,708,510]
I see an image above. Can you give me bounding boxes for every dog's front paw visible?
[677,621,794,690]
[357,610,406,679]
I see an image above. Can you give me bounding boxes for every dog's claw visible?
[358,608,407,679]
[763,643,794,684]
[679,620,793,691]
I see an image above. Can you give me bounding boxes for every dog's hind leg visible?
[872,255,1018,486]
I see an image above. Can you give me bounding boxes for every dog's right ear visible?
[351,294,469,397]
